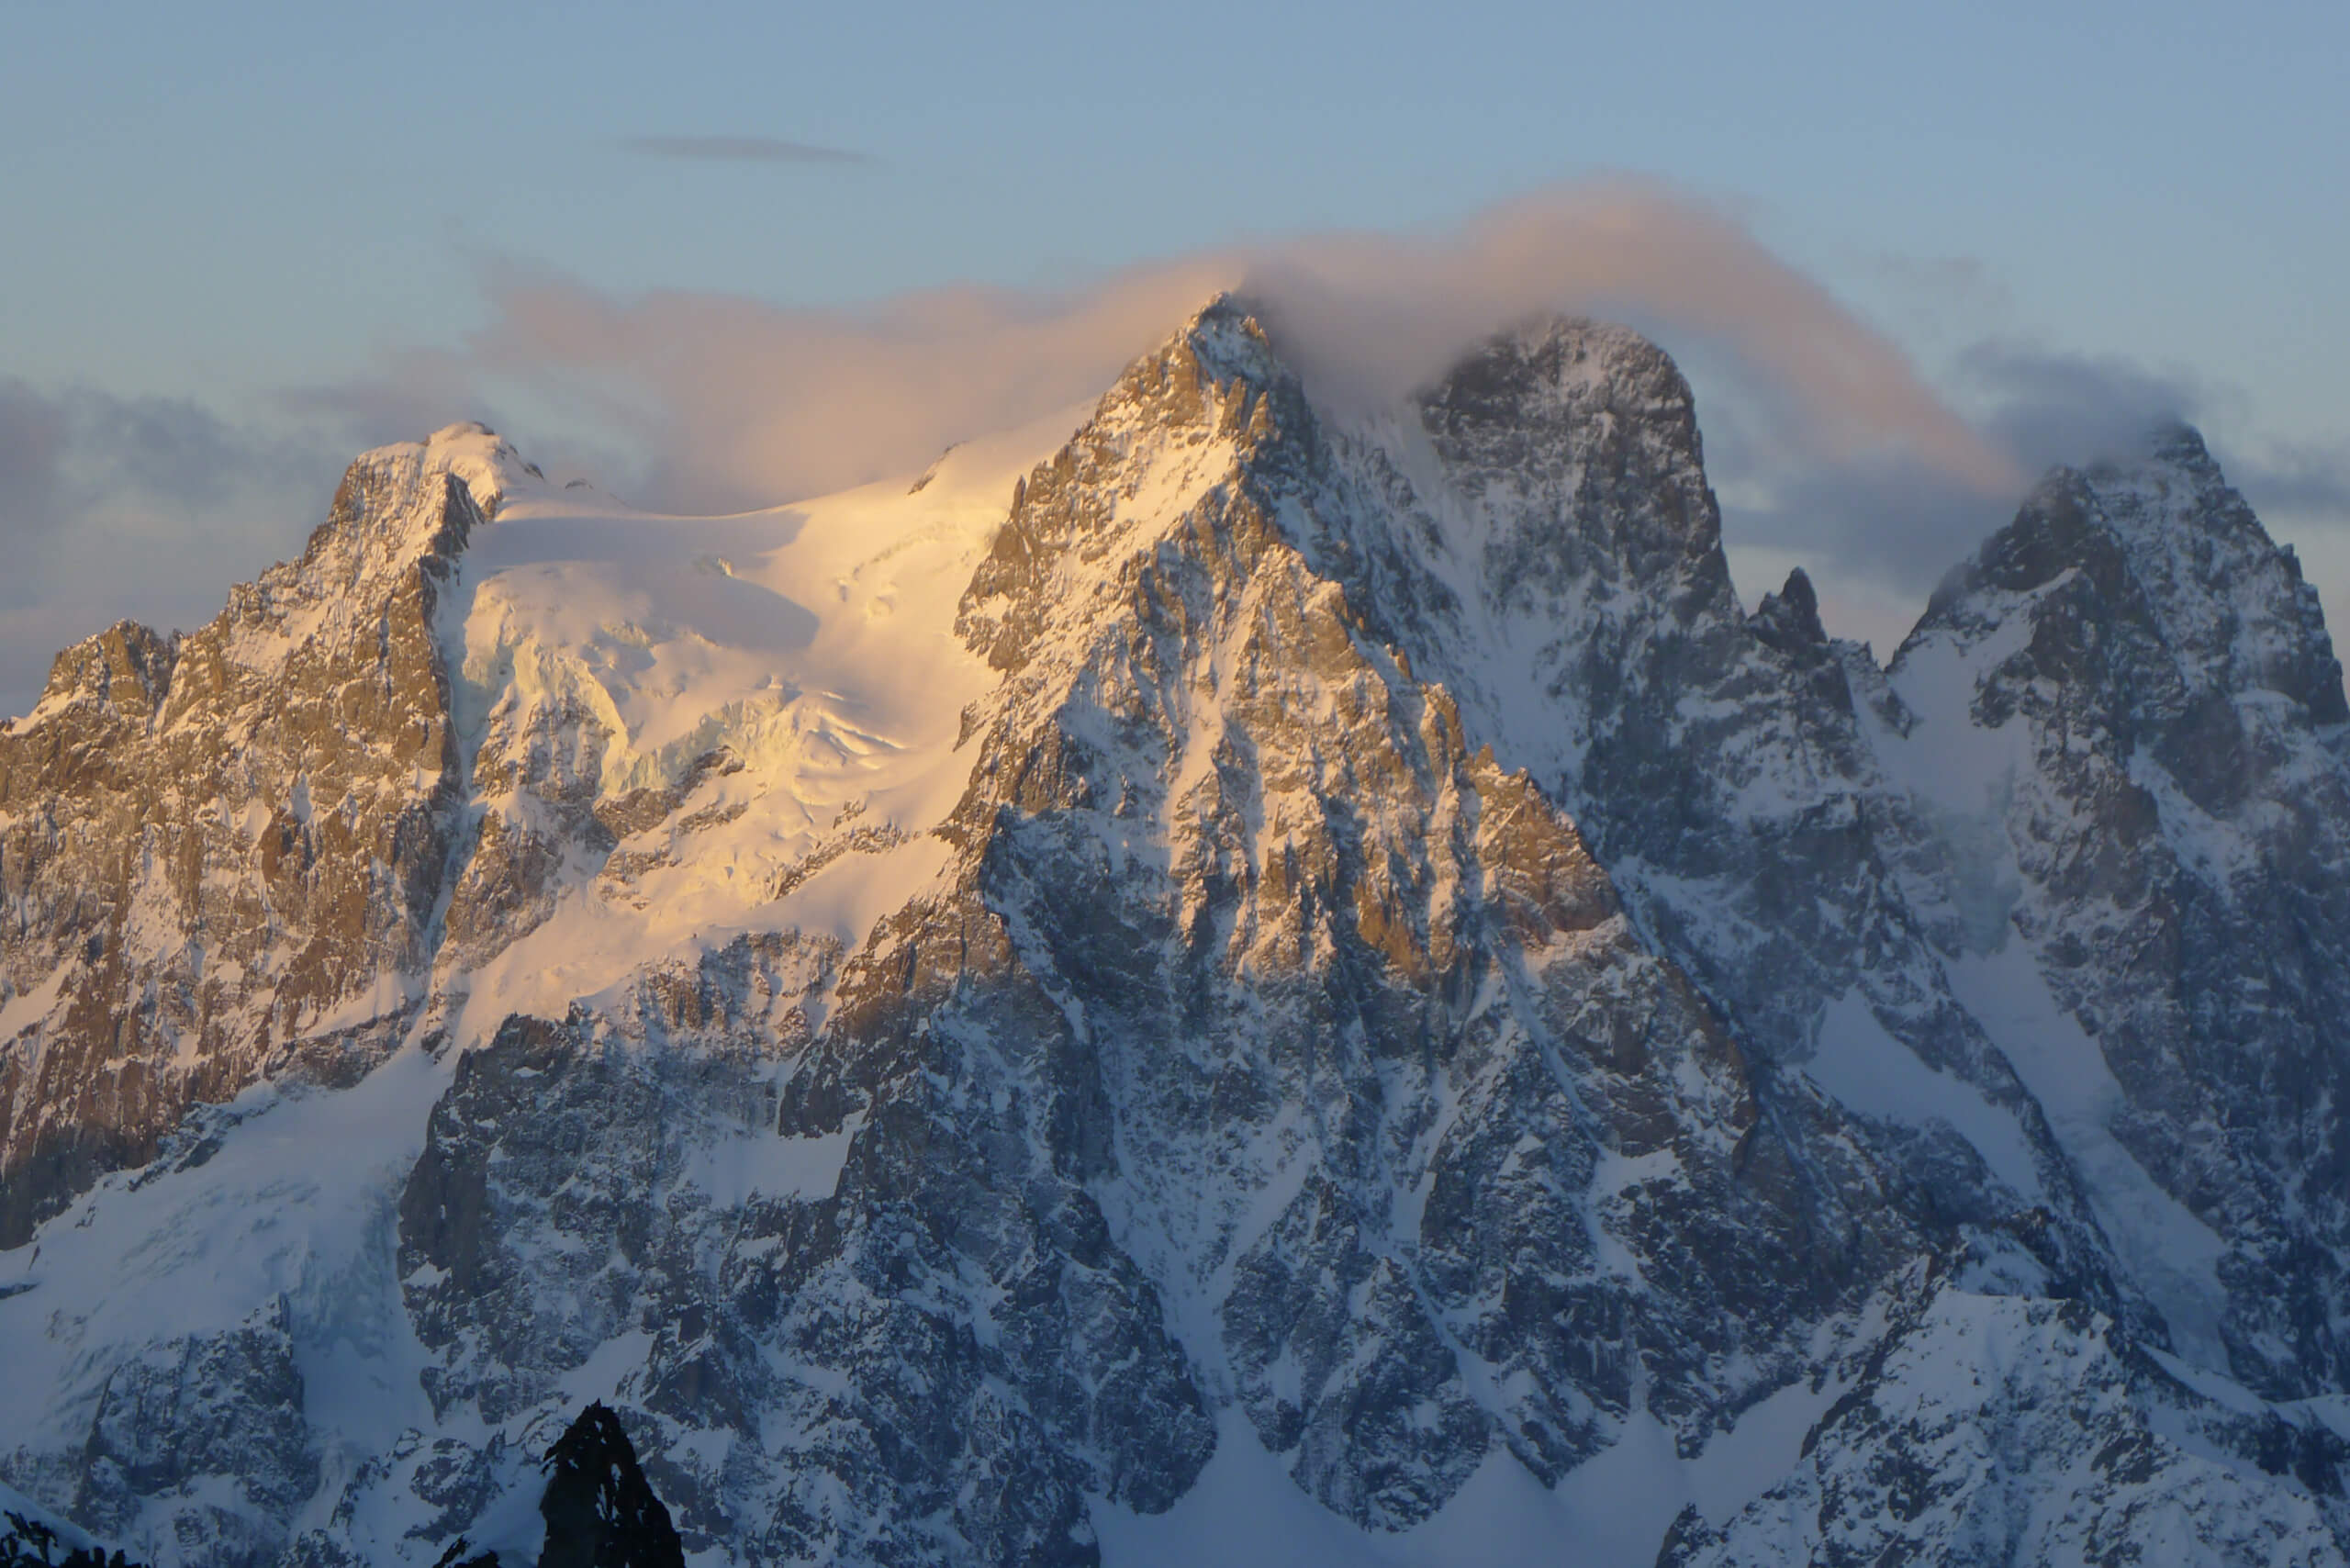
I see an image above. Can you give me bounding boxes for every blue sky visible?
[4,0,2348,707]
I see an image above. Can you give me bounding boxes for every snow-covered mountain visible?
[1,297,2344,1567]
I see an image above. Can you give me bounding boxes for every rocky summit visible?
[0,297,2344,1567]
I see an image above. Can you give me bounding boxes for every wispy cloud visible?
[2241,442,2350,516]
[0,380,343,714]
[0,382,70,550]
[1714,340,2214,599]
[0,382,326,569]
[1956,341,2206,479]
[310,182,2023,526]
[621,134,877,166]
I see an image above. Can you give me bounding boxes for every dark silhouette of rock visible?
[536,1405,685,1568]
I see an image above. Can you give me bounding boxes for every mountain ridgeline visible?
[1,297,2345,1566]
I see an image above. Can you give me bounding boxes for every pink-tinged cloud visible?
[343,180,2020,517]
[1248,185,2020,494]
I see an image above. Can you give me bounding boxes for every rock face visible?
[73,1299,314,1568]
[0,428,519,1246]
[1661,1266,2349,1568]
[1,302,2346,1567]
[1891,430,2350,1400]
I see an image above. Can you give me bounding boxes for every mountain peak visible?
[1439,313,1686,409]
[2142,417,2220,474]
[1750,566,1827,654]
[1119,290,1288,410]
[365,420,543,527]
[1908,414,2348,731]
[259,422,548,626]
[1413,310,1724,592]
[2042,416,2216,492]
[1502,309,1674,364]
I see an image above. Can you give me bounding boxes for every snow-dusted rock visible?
[0,426,512,1245]
[1886,427,2350,1400]
[1662,1267,2348,1567]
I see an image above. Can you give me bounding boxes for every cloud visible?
[0,381,321,554]
[621,135,876,166]
[1715,446,2014,599]
[314,179,2295,625]
[317,182,2024,529]
[1243,188,2020,497]
[0,380,344,715]
[2232,441,2350,521]
[0,381,71,544]
[325,256,1238,515]
[1948,346,2350,532]
[1872,253,2013,315]
[1714,339,2237,599]
[1955,341,2205,480]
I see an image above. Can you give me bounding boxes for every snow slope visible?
[423,409,1089,1044]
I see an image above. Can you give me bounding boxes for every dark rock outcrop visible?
[536,1405,683,1568]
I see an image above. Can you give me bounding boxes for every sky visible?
[4,0,2348,715]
